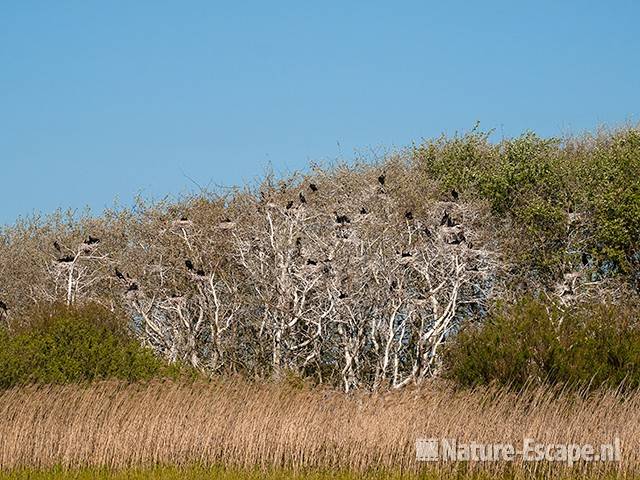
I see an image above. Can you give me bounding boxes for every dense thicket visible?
[415,127,640,283]
[0,126,638,390]
[443,297,640,390]
[0,304,183,388]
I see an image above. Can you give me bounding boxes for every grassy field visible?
[0,466,408,480]
[3,467,635,480]
[0,380,638,479]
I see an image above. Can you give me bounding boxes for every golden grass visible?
[0,380,638,479]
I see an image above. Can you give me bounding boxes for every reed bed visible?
[0,380,638,478]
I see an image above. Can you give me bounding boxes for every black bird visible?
[440,210,455,227]
[309,183,318,192]
[0,300,7,313]
[286,200,294,210]
[126,282,139,293]
[401,252,412,258]
[338,291,348,299]
[57,255,75,263]
[335,213,351,224]
[185,259,195,271]
[180,216,189,222]
[451,189,459,200]
[196,268,206,277]
[115,268,126,281]
[84,236,100,245]
[449,235,466,245]
[53,241,61,252]
[360,207,368,215]
[378,174,386,186]
[404,211,413,220]
[581,252,589,266]
[306,259,317,266]
[299,192,306,204]
[449,233,466,245]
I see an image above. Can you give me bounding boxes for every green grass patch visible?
[0,466,630,480]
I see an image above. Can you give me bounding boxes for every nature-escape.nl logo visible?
[416,438,621,466]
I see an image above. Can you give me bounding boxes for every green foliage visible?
[442,298,640,391]
[588,131,640,269]
[413,127,640,283]
[0,304,184,388]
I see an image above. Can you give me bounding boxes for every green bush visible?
[412,127,640,283]
[0,304,184,388]
[442,298,640,391]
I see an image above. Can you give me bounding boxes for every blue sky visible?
[1,1,638,225]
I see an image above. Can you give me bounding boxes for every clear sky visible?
[1,1,638,225]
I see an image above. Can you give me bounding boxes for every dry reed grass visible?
[0,380,638,478]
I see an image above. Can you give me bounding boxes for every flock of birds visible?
[0,174,467,313]
[278,174,468,269]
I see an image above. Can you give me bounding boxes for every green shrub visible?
[0,304,184,388]
[412,127,640,284]
[442,298,640,391]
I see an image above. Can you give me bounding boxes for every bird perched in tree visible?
[53,241,61,252]
[115,268,126,281]
[451,189,459,200]
[443,225,466,245]
[360,207,368,215]
[185,259,206,277]
[286,200,294,210]
[57,255,75,263]
[84,236,100,245]
[309,183,318,192]
[299,192,306,204]
[405,211,413,220]
[306,259,317,266]
[449,232,466,245]
[0,300,7,314]
[581,252,589,266]
[440,210,456,227]
[378,174,386,186]
[126,282,139,293]
[335,212,351,224]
